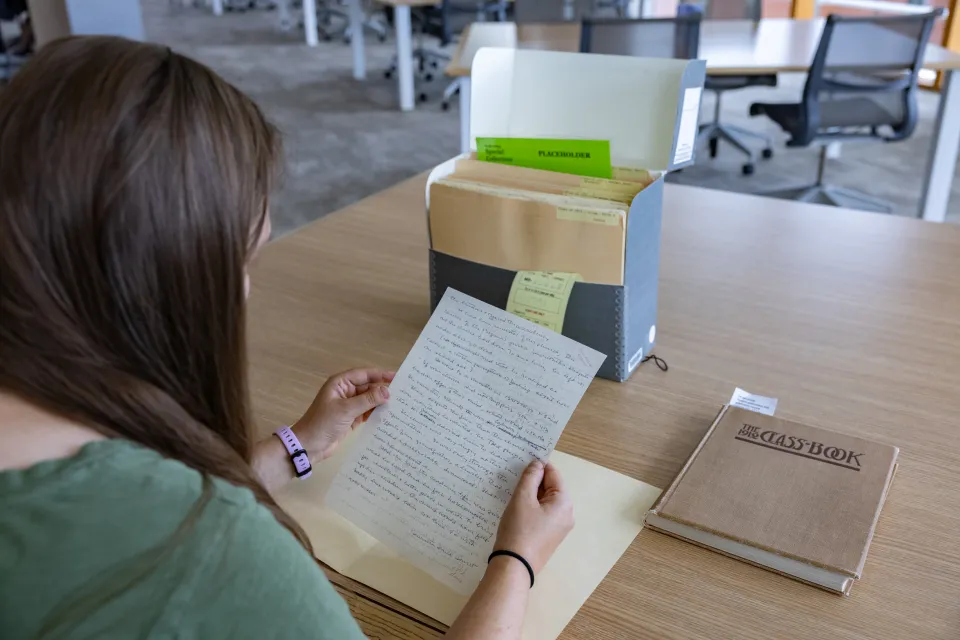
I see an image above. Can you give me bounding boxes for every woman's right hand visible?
[493,460,575,575]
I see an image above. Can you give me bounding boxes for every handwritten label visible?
[562,189,634,205]
[564,177,648,205]
[612,166,654,183]
[476,137,612,179]
[556,205,623,226]
[506,271,582,334]
[579,176,646,195]
[325,289,606,594]
[729,387,778,416]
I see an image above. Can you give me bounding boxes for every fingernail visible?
[378,386,390,400]
[532,460,543,470]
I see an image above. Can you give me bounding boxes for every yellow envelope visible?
[275,429,662,640]
[429,179,628,285]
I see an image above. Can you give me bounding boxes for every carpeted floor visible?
[142,1,959,235]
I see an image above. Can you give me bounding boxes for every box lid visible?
[469,48,707,171]
[456,23,518,73]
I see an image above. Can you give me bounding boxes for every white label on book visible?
[673,87,702,166]
[325,288,606,595]
[729,387,778,416]
[628,348,644,372]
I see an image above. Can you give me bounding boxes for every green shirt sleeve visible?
[0,440,366,640]
[181,491,366,640]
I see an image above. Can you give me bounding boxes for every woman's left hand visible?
[293,368,395,461]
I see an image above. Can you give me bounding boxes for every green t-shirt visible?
[0,439,365,639]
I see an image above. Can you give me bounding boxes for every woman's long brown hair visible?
[0,37,310,551]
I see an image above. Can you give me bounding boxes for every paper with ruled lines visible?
[324,288,605,594]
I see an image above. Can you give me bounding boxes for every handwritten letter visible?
[324,288,605,594]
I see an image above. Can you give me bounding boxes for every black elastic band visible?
[641,354,669,371]
[488,550,535,588]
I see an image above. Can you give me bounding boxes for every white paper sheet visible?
[730,387,778,416]
[324,288,606,594]
[673,87,702,166]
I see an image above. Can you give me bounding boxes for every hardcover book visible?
[645,405,898,595]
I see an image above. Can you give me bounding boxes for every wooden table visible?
[247,175,960,639]
[446,18,960,224]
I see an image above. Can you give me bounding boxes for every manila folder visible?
[275,429,661,639]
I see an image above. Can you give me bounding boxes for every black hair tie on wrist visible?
[488,550,535,588]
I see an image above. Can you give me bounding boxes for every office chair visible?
[594,0,631,17]
[0,26,10,85]
[385,1,506,104]
[439,1,510,109]
[0,6,26,84]
[580,15,701,60]
[342,0,388,43]
[750,11,942,213]
[696,0,776,176]
[265,1,385,41]
[514,0,594,22]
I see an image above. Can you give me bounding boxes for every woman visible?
[0,37,573,638]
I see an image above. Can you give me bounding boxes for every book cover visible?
[647,406,898,589]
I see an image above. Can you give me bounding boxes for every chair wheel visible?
[384,70,392,79]
[762,148,773,159]
[441,101,450,111]
[431,61,438,69]
[378,34,387,43]
[419,93,428,103]
[424,73,434,82]
[742,163,755,176]
[708,137,719,158]
[344,35,351,44]
[322,34,332,42]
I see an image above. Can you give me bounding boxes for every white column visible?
[459,77,472,154]
[349,0,366,80]
[394,6,415,111]
[920,69,960,223]
[302,0,319,47]
[212,0,224,16]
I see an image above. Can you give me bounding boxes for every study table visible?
[446,18,960,224]
[247,174,960,639]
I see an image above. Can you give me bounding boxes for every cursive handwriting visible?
[325,289,605,594]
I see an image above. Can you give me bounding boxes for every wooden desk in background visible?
[247,175,960,639]
[446,18,960,224]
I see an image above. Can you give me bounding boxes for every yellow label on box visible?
[506,271,582,334]
[556,206,623,226]
[611,166,653,182]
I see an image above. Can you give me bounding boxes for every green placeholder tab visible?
[476,138,613,179]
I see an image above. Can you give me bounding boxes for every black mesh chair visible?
[579,15,702,60]
[435,1,510,108]
[514,0,595,22]
[385,1,507,103]
[750,11,942,213]
[698,0,777,176]
[593,0,632,17]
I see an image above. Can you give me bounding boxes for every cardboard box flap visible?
[470,48,707,171]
